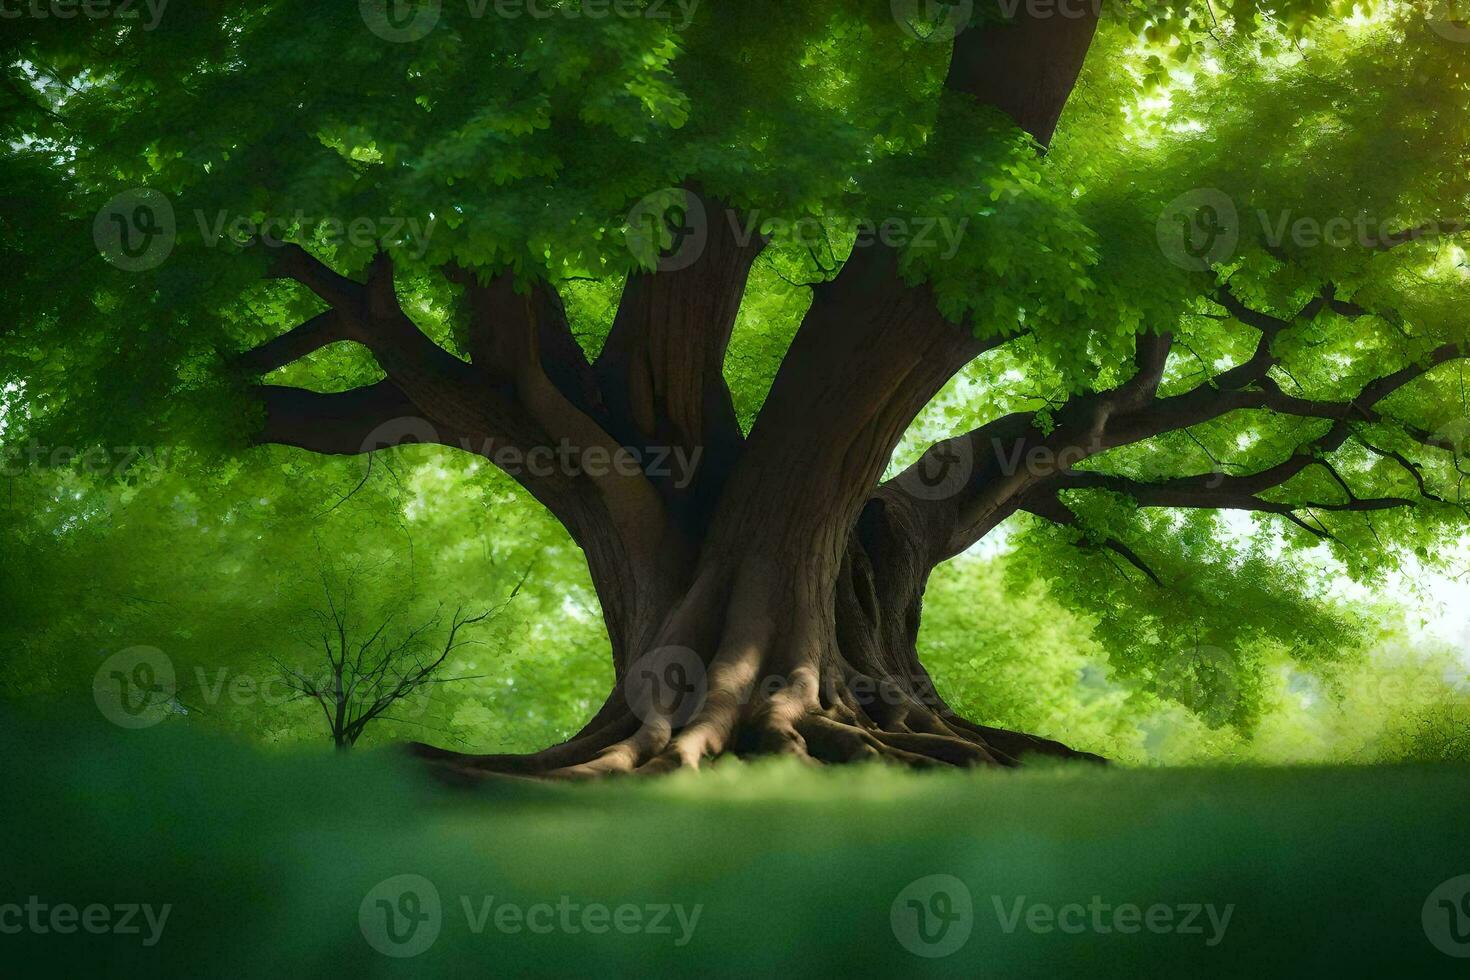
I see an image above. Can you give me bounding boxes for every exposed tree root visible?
[409,668,1104,785]
[411,550,1106,784]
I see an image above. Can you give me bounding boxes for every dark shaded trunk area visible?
[413,485,1102,781]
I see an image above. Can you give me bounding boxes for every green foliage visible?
[6,711,1470,975]
[4,3,1470,758]
[0,447,609,751]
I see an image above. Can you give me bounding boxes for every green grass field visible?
[5,710,1470,977]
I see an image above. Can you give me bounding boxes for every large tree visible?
[6,1,1469,775]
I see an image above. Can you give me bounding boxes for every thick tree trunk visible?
[252,6,1110,780]
[412,462,1103,782]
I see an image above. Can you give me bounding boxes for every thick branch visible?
[712,10,1105,564]
[1373,219,1470,251]
[451,267,665,544]
[1022,491,1162,585]
[260,242,367,313]
[593,191,767,520]
[235,310,352,375]
[1114,330,1173,411]
[897,285,1463,563]
[1048,468,1414,517]
[446,266,600,411]
[945,2,1100,147]
[252,381,442,456]
[717,246,998,569]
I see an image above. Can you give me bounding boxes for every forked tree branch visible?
[888,272,1465,566]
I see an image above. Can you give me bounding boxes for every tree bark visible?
[411,468,1103,780]
[410,245,1104,780]
[264,6,1120,778]
[236,5,1463,778]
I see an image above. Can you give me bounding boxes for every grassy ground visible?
[5,710,1470,977]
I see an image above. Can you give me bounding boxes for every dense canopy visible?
[4,1,1469,768]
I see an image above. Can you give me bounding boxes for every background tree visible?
[4,2,1469,775]
[276,576,517,750]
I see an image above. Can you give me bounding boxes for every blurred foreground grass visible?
[4,709,1469,977]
